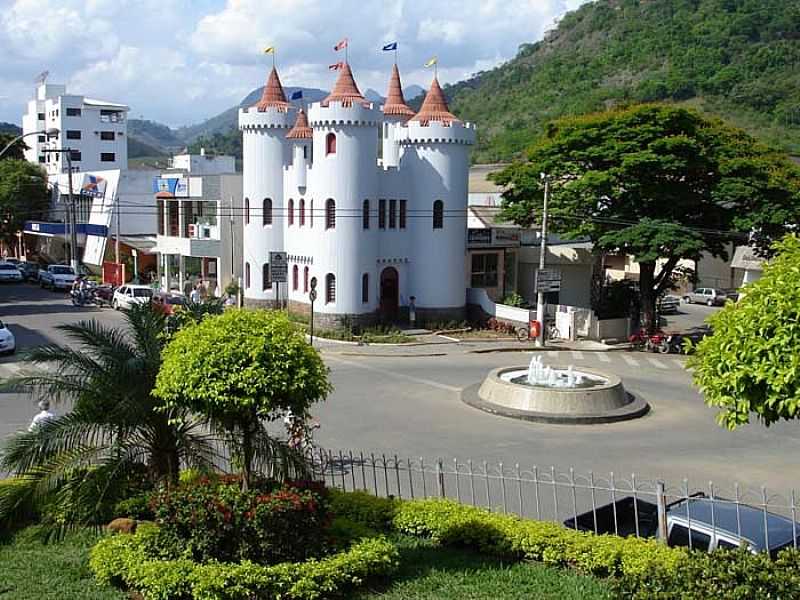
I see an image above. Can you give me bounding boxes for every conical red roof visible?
[382,64,415,119]
[322,63,367,107]
[411,76,459,125]
[256,67,291,112]
[286,109,312,139]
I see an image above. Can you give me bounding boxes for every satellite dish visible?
[34,71,49,84]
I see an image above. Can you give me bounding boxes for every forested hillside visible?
[448,0,800,162]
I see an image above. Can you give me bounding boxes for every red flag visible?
[333,38,348,51]
[328,62,343,70]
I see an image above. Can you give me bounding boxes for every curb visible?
[330,351,449,358]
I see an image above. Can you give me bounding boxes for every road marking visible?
[646,357,668,369]
[596,353,611,363]
[324,355,462,394]
[620,354,640,367]
[0,362,22,379]
[570,351,584,360]
[672,358,688,370]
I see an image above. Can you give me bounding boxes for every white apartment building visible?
[22,81,128,177]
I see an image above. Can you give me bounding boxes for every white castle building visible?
[239,62,475,326]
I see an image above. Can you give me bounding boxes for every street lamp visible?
[0,128,60,159]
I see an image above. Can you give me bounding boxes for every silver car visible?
[684,287,728,306]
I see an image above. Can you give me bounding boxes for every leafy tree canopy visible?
[688,235,800,429]
[0,159,49,247]
[492,104,800,329]
[0,133,26,161]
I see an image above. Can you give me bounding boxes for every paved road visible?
[1,284,796,501]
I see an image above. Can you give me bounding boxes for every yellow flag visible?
[264,46,275,54]
[424,56,437,68]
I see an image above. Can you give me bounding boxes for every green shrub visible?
[327,517,378,549]
[329,489,397,531]
[90,528,399,600]
[113,492,154,520]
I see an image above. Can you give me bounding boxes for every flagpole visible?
[394,46,397,65]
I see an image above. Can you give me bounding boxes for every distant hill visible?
[446,0,800,162]
[0,122,22,135]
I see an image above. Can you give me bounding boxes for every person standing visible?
[29,399,55,431]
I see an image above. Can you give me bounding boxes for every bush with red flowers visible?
[149,476,329,565]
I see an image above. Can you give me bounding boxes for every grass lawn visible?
[0,527,125,600]
[354,535,613,600]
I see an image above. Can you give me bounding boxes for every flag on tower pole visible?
[264,46,276,67]
[424,56,438,76]
[290,90,303,100]
[382,41,398,64]
[334,37,349,62]
[329,62,344,71]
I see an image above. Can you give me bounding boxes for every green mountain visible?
[446,0,800,163]
[0,123,22,135]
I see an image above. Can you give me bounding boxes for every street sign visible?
[536,280,561,293]
[536,268,561,293]
[269,251,288,283]
[309,289,318,302]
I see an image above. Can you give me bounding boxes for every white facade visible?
[22,82,128,177]
[239,66,475,324]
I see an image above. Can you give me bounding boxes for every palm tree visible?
[0,303,216,534]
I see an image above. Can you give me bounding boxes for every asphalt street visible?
[1,283,797,503]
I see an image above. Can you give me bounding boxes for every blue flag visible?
[290,90,303,100]
[382,42,397,52]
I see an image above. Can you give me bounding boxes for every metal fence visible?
[309,449,800,553]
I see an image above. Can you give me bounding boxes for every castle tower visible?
[286,109,312,190]
[305,63,381,322]
[381,64,415,168]
[399,75,476,320]
[239,67,295,305]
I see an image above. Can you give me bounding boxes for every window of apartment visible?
[361,273,369,303]
[100,152,115,162]
[399,199,407,229]
[470,253,499,288]
[66,107,81,117]
[389,199,397,229]
[100,131,115,141]
[244,198,250,225]
[38,156,45,163]
[37,113,45,121]
[262,263,271,290]
[245,263,251,288]
[288,198,295,226]
[433,200,444,229]
[378,199,386,229]
[157,199,165,235]
[309,199,314,228]
[37,135,45,143]
[362,199,370,229]
[262,198,272,226]
[325,199,335,230]
[292,265,299,291]
[69,150,81,162]
[299,199,305,226]
[325,133,336,155]
[66,130,81,140]
[325,273,336,304]
[303,267,309,293]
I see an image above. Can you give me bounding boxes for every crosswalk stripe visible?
[571,350,584,360]
[646,357,668,369]
[596,353,611,363]
[672,358,687,370]
[621,354,640,367]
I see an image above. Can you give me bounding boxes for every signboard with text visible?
[269,251,288,283]
[535,268,562,292]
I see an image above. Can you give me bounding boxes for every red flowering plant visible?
[149,476,329,565]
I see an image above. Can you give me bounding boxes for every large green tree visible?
[0,133,27,161]
[493,104,800,331]
[688,235,800,429]
[154,309,332,489]
[0,159,50,250]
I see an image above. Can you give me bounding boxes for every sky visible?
[0,0,589,128]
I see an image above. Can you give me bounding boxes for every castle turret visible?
[286,109,312,190]
[381,64,415,168]
[239,67,295,305]
[399,76,475,320]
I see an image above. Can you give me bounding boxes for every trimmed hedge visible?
[89,523,399,600]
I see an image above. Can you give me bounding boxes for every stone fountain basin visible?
[467,365,649,424]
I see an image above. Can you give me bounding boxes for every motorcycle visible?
[70,283,115,308]
[628,328,669,352]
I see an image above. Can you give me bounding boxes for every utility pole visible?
[65,148,79,273]
[535,173,550,348]
[115,194,121,264]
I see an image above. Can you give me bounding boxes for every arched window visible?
[433,199,444,229]
[325,273,336,304]
[299,199,305,226]
[262,263,271,290]
[288,198,294,226]
[361,273,369,303]
[263,198,272,226]
[245,262,250,288]
[303,266,309,293]
[244,197,250,225]
[292,264,298,291]
[325,198,336,230]
[310,199,314,227]
[362,199,370,229]
[326,132,336,155]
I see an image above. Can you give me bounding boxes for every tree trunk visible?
[639,261,658,334]
[241,424,253,492]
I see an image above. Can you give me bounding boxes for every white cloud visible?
[0,0,593,126]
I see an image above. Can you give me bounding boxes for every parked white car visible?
[0,320,16,354]
[39,265,77,290]
[112,285,154,310]
[0,262,23,282]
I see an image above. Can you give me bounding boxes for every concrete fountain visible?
[464,355,649,424]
